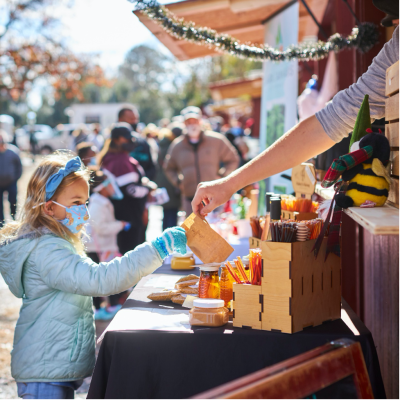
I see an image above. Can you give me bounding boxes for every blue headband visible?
[45,157,82,201]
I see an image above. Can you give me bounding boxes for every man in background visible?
[0,130,22,227]
[118,106,156,180]
[164,106,239,216]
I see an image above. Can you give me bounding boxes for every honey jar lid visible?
[197,263,220,271]
[193,298,224,308]
[172,251,193,258]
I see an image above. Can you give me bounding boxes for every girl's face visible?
[44,178,89,220]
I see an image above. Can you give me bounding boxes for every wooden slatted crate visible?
[232,237,341,334]
[386,61,399,208]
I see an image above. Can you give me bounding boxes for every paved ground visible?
[0,155,163,399]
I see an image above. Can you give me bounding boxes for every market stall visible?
[87,263,385,399]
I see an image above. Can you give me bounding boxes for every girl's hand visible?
[151,227,187,260]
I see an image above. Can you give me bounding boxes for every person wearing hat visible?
[164,106,239,216]
[192,4,398,216]
[99,123,152,255]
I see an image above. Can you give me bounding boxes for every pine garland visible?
[132,0,380,61]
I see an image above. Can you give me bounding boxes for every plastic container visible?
[171,252,195,270]
[198,264,220,299]
[189,298,229,327]
[219,266,234,308]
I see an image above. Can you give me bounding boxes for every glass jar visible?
[198,264,220,299]
[189,299,229,327]
[171,252,195,270]
[219,266,233,308]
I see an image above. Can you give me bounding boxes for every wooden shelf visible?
[343,204,399,235]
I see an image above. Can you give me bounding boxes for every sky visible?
[24,0,184,108]
[62,0,181,74]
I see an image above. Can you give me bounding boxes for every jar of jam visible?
[171,252,195,270]
[198,264,220,299]
[189,299,229,327]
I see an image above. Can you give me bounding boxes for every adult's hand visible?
[191,178,233,216]
[192,115,336,216]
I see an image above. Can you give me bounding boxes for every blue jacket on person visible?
[0,229,163,383]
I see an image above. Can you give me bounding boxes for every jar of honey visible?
[198,264,220,299]
[189,298,229,327]
[171,252,195,270]
[219,266,233,308]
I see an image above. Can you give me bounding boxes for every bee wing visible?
[372,158,391,185]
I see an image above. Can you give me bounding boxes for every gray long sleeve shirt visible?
[316,27,399,143]
[0,146,22,187]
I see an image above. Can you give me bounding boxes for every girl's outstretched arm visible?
[35,228,186,296]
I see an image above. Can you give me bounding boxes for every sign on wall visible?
[258,2,299,212]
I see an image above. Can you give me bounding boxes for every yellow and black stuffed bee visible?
[335,132,391,209]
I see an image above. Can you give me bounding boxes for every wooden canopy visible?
[133,0,329,61]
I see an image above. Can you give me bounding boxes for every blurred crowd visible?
[0,104,255,320]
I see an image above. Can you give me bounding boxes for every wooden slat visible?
[385,93,399,121]
[291,239,341,333]
[386,122,399,147]
[343,204,399,235]
[390,150,399,176]
[386,61,399,97]
[232,284,261,329]
[262,260,291,296]
[387,178,399,208]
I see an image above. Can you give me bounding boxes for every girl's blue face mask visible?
[52,201,90,234]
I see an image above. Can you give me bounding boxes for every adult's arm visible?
[193,27,399,216]
[163,144,180,188]
[316,26,399,141]
[192,115,335,215]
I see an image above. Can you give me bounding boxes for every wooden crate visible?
[386,60,399,97]
[232,283,262,329]
[281,210,318,221]
[233,237,341,334]
[385,61,399,208]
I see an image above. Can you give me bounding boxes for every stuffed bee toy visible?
[323,94,391,209]
[314,95,391,260]
[335,131,391,208]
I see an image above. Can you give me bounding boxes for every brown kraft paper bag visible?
[181,213,234,263]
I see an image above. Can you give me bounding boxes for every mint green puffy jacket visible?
[0,230,162,382]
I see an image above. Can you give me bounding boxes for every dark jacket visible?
[129,132,156,181]
[0,146,22,188]
[155,137,181,210]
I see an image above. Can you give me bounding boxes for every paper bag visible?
[181,213,234,263]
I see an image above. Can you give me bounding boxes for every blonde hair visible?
[0,152,90,254]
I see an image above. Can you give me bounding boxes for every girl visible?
[0,153,186,399]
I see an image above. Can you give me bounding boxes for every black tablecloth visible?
[87,265,385,399]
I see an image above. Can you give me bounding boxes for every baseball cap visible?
[181,106,202,121]
[111,123,132,140]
